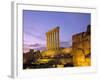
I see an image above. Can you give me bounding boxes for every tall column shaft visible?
[46,27,60,50]
[55,31,57,50]
[58,29,59,49]
[49,33,51,49]
[51,33,52,49]
[48,34,49,49]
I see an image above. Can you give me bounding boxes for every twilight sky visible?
[23,10,91,51]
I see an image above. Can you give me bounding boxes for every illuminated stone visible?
[72,25,91,66]
[46,27,60,50]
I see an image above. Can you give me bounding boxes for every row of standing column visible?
[46,29,60,50]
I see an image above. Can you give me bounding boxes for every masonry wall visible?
[72,25,91,66]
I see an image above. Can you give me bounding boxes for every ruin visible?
[46,27,60,50]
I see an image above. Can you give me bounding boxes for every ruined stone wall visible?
[72,25,91,66]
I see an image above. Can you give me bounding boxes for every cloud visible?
[24,43,43,48]
[60,41,72,47]
[23,43,46,52]
[29,43,41,47]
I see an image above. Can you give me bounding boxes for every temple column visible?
[48,33,49,49]
[53,31,55,49]
[57,29,60,49]
[51,31,53,48]
[48,34,49,49]
[57,30,58,49]
[47,34,48,49]
[55,30,57,50]
[49,33,51,49]
[52,31,54,49]
[46,27,60,50]
[50,32,52,49]
[50,33,52,49]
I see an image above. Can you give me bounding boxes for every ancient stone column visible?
[51,31,53,49]
[52,32,54,48]
[46,33,48,50]
[53,31,55,49]
[55,30,57,50]
[57,28,60,49]
[48,33,49,49]
[46,34,48,49]
[49,33,51,49]
[46,26,60,50]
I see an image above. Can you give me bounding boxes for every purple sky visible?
[23,10,91,51]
